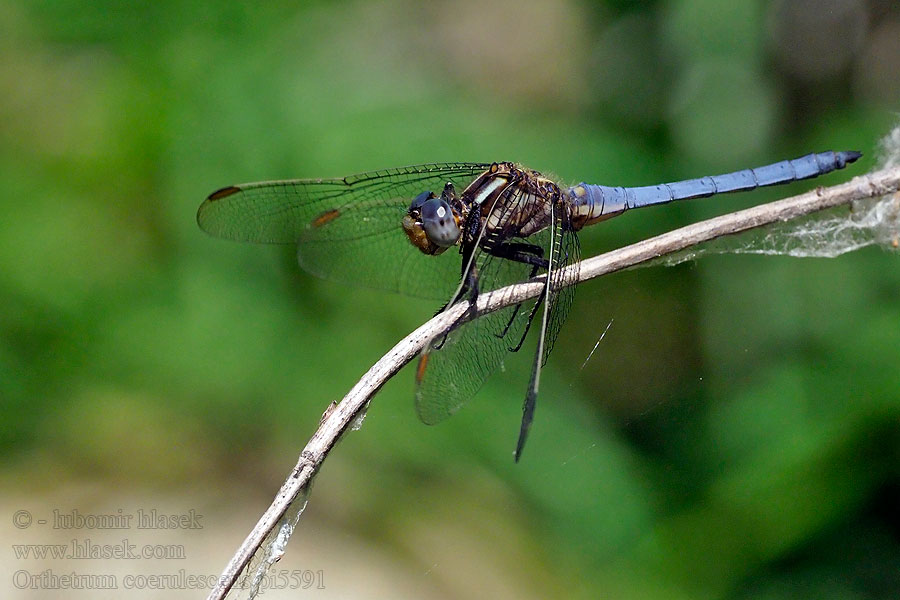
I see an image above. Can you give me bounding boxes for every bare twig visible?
[206,166,900,600]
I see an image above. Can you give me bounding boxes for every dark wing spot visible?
[311,209,341,227]
[207,186,241,201]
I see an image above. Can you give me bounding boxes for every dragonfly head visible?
[403,190,462,255]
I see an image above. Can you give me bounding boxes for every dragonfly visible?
[198,150,860,461]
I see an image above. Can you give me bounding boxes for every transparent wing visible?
[542,203,581,365]
[414,186,547,425]
[513,202,581,459]
[415,189,582,427]
[197,163,490,299]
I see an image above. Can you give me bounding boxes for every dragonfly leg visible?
[507,291,546,352]
[431,257,481,351]
[487,242,548,270]
[485,242,547,350]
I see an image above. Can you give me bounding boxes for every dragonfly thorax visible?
[466,163,565,239]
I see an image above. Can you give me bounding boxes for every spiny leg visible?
[431,241,482,351]
[507,289,546,352]
[484,242,548,351]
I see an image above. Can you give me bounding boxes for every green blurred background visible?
[2,0,899,598]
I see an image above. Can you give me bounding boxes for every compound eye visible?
[410,190,434,212]
[420,198,460,247]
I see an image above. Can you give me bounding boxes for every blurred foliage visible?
[1,0,899,598]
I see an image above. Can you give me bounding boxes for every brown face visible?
[402,212,443,255]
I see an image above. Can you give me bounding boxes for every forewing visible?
[197,163,490,299]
